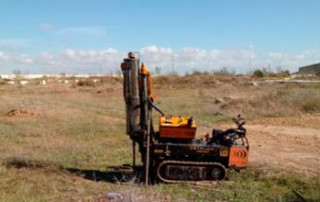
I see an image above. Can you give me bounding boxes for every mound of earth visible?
[5,108,35,118]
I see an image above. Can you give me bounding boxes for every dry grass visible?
[0,76,319,201]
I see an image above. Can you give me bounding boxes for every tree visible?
[214,67,234,75]
[253,69,264,78]
[155,66,161,75]
[12,69,22,77]
[59,72,66,77]
[191,70,202,76]
[280,70,290,77]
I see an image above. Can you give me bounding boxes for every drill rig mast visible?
[121,52,155,184]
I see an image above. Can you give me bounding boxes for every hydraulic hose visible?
[147,97,165,116]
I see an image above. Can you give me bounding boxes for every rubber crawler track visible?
[156,160,226,183]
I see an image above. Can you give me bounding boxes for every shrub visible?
[76,80,95,87]
[302,99,320,112]
[191,70,203,76]
[214,67,234,76]
[277,70,291,78]
[253,69,264,78]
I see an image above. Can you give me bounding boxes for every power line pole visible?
[171,54,175,74]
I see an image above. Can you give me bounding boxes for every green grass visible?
[1,160,319,201]
[0,81,319,201]
[142,166,319,202]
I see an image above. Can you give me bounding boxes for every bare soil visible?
[220,115,320,176]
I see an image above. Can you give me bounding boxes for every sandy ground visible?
[238,115,320,176]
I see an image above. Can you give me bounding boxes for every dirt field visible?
[217,115,320,176]
[249,117,320,176]
[0,76,319,201]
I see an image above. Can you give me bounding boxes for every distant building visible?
[299,63,320,74]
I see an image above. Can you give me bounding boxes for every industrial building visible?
[299,63,320,74]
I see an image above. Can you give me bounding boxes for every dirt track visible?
[246,116,320,176]
[217,115,320,176]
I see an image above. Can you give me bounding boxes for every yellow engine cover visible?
[159,116,197,140]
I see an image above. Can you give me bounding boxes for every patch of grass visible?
[0,78,320,201]
[170,166,319,201]
[194,114,230,127]
[1,161,319,201]
[302,98,320,112]
[300,83,320,89]
[119,166,319,202]
[213,167,320,202]
[275,88,320,113]
[217,83,320,118]
[0,164,110,201]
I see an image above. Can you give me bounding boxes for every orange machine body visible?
[228,146,249,168]
[159,116,197,140]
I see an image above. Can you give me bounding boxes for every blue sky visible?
[0,0,319,74]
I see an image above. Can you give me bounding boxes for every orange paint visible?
[159,116,197,139]
[228,147,249,168]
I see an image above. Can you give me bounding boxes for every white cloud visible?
[0,46,319,74]
[40,23,53,31]
[32,48,124,74]
[140,46,173,69]
[0,39,29,53]
[13,54,34,65]
[139,46,257,73]
[264,50,320,71]
[57,26,106,36]
[268,52,283,60]
[0,51,8,62]
[139,46,320,73]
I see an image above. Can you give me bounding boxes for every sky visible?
[0,0,319,74]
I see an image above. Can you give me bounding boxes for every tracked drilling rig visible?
[120,52,249,184]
